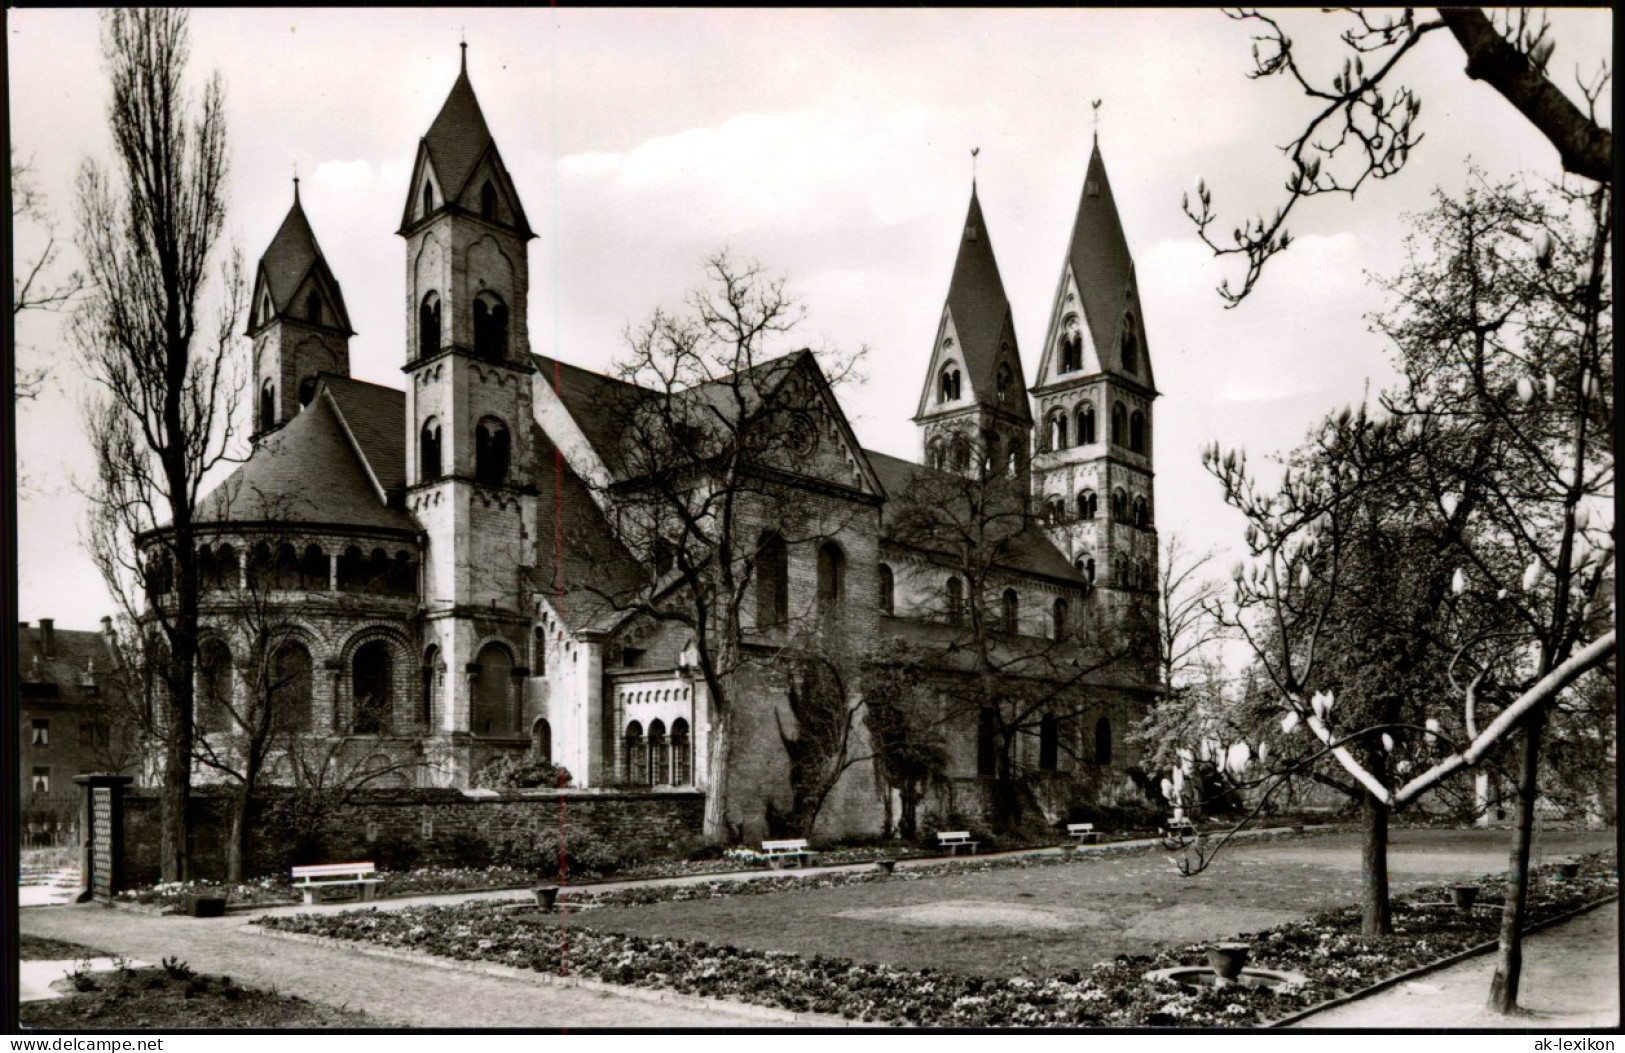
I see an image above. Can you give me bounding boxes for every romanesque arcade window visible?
[1077,490,1097,520]
[471,641,516,736]
[624,721,647,785]
[298,375,318,407]
[475,417,510,485]
[1134,495,1150,529]
[671,719,692,784]
[420,418,442,481]
[648,720,669,784]
[1111,401,1127,446]
[351,641,392,735]
[756,532,788,627]
[1077,403,1096,445]
[1051,597,1069,641]
[1059,319,1083,373]
[259,379,275,431]
[305,291,321,325]
[877,563,894,615]
[1130,409,1146,454]
[995,361,1014,405]
[939,363,962,403]
[270,642,312,733]
[1001,589,1019,635]
[197,639,234,734]
[532,718,552,764]
[473,293,509,362]
[480,181,497,222]
[816,541,845,619]
[419,293,441,360]
[1120,315,1139,373]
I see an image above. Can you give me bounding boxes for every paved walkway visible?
[1288,899,1619,1030]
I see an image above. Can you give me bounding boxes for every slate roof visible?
[196,383,415,534]
[321,376,408,495]
[1065,143,1154,390]
[866,449,1085,585]
[423,58,495,203]
[18,623,117,703]
[945,188,1030,422]
[254,192,354,333]
[529,424,645,633]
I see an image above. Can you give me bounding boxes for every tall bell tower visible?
[1029,139,1158,635]
[400,46,539,763]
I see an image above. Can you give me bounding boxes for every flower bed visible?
[260,853,1614,1027]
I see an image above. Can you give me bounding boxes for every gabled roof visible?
[866,449,1085,585]
[942,187,1029,421]
[531,353,660,479]
[321,376,407,496]
[18,623,118,704]
[196,383,415,534]
[1063,142,1154,389]
[251,188,353,334]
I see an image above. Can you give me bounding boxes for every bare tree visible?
[1187,8,1611,305]
[73,10,244,883]
[1156,533,1227,693]
[563,250,864,842]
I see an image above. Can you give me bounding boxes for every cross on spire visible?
[971,146,980,187]
[1091,98,1102,143]
[459,32,467,71]
[292,163,300,203]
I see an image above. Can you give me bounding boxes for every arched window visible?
[388,551,415,595]
[756,532,788,627]
[215,545,238,590]
[1040,713,1059,771]
[816,541,845,618]
[1095,716,1113,765]
[1134,494,1149,529]
[473,294,509,362]
[422,644,441,728]
[671,719,692,785]
[1001,588,1019,634]
[1077,489,1097,520]
[877,563,894,615]
[1111,401,1127,446]
[421,182,434,220]
[480,181,497,222]
[352,641,392,735]
[298,375,318,407]
[532,626,546,676]
[946,576,965,626]
[625,721,648,785]
[1060,319,1083,373]
[1111,488,1128,522]
[1048,411,1068,452]
[649,719,669,784]
[927,439,945,471]
[259,379,275,431]
[1046,496,1065,525]
[249,542,275,591]
[1052,597,1069,640]
[475,417,510,485]
[271,642,312,733]
[1130,410,1146,454]
[305,290,321,325]
[949,437,970,473]
[471,642,515,735]
[419,418,442,481]
[198,639,234,734]
[338,545,365,591]
[1120,315,1139,373]
[939,363,961,403]
[419,292,441,360]
[995,361,1013,405]
[276,542,300,590]
[1077,403,1096,445]
[533,718,552,764]
[984,432,1000,475]
[367,547,391,591]
[198,545,217,591]
[1074,555,1096,584]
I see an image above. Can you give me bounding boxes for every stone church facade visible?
[157,51,1162,840]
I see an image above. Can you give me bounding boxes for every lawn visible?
[571,827,1616,979]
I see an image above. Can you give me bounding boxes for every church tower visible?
[400,46,539,760]
[914,184,1032,488]
[247,180,354,438]
[1029,140,1158,623]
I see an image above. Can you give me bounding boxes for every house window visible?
[649,720,669,784]
[475,417,511,485]
[672,719,692,784]
[816,541,845,619]
[1052,598,1069,640]
[877,563,894,615]
[352,641,392,735]
[1077,490,1097,520]
[1111,401,1127,446]
[420,418,442,481]
[259,379,275,431]
[471,642,515,735]
[30,719,49,747]
[419,292,441,360]
[1001,589,1019,634]
[473,293,509,361]
[1040,714,1059,772]
[756,532,789,627]
[31,767,50,795]
[1095,717,1113,765]
[946,576,965,627]
[1077,403,1096,445]
[625,722,648,785]
[80,722,110,749]
[1130,409,1146,454]
[480,181,497,222]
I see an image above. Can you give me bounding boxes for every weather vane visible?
[1092,98,1103,141]
[292,162,299,200]
[971,146,980,185]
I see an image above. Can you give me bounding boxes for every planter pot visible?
[1553,862,1580,882]
[185,893,227,918]
[1451,885,1480,909]
[875,859,897,875]
[1206,943,1250,981]
[533,886,560,909]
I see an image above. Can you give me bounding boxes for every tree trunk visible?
[227,781,251,883]
[702,714,731,843]
[1488,712,1546,1014]
[1360,790,1392,936]
[900,784,918,841]
[161,726,191,882]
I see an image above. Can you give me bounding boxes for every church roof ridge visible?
[941,184,1030,423]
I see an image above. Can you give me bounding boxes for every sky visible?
[10,8,1613,630]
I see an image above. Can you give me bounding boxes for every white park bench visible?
[1066,822,1101,844]
[1165,819,1196,839]
[760,839,813,869]
[936,831,979,856]
[291,862,381,905]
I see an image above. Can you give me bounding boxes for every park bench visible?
[1165,820,1196,839]
[937,831,979,856]
[1066,822,1101,844]
[291,862,381,905]
[760,839,813,869]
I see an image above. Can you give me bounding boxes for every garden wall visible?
[119,786,705,886]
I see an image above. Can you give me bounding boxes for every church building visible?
[162,49,1162,839]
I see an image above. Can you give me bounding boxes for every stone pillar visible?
[74,773,134,902]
